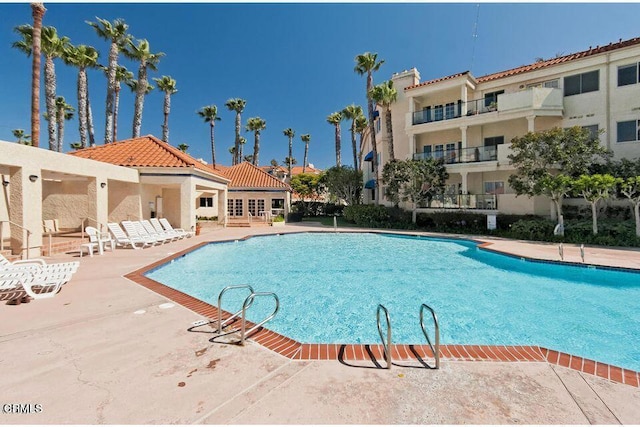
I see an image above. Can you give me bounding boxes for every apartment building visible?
[363,36,640,216]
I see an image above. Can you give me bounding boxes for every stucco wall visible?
[195,191,219,218]
[108,181,142,223]
[227,190,290,219]
[42,180,88,230]
[162,188,182,227]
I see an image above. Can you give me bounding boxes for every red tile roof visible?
[211,162,291,190]
[259,165,322,175]
[405,36,640,91]
[69,135,228,180]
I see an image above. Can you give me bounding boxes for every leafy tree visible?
[619,176,640,236]
[300,134,311,173]
[245,116,266,166]
[369,80,397,161]
[12,129,31,145]
[153,75,177,142]
[197,105,221,167]
[354,52,384,203]
[326,111,343,167]
[290,173,323,215]
[342,104,364,169]
[321,166,362,206]
[508,126,611,230]
[225,98,247,165]
[573,174,621,235]
[382,158,448,222]
[283,128,295,178]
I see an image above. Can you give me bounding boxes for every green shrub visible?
[508,219,556,241]
[343,204,413,229]
[273,215,285,223]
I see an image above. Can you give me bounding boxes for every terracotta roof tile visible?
[69,135,228,180]
[405,36,640,91]
[259,165,322,175]
[211,162,291,190]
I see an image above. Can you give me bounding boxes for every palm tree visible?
[283,156,297,170]
[283,128,295,179]
[238,136,247,161]
[354,114,368,172]
[342,104,364,170]
[369,80,398,161]
[87,17,131,144]
[177,143,188,153]
[152,75,177,142]
[63,44,99,148]
[355,52,384,203]
[245,116,266,166]
[13,25,69,151]
[225,98,247,165]
[243,154,254,163]
[326,111,343,167]
[12,129,31,145]
[300,134,311,173]
[228,146,236,162]
[54,96,74,152]
[30,3,45,148]
[198,105,221,167]
[100,65,134,142]
[122,39,164,138]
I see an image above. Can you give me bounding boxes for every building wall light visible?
[100,182,107,188]
[29,175,38,182]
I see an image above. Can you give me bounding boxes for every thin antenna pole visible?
[470,3,480,72]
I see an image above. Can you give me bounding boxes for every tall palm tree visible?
[354,114,369,172]
[225,98,246,165]
[283,156,297,170]
[12,129,31,145]
[369,80,398,161]
[100,65,134,142]
[198,105,221,167]
[63,44,99,148]
[238,136,247,161]
[342,104,364,170]
[54,96,74,152]
[177,143,188,153]
[301,134,311,173]
[30,3,45,148]
[13,25,69,151]
[228,146,236,163]
[152,75,177,142]
[125,80,154,96]
[245,116,266,166]
[122,39,164,138]
[326,111,343,167]
[283,128,295,179]
[355,52,384,203]
[87,17,131,144]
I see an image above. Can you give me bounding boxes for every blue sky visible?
[1,2,640,169]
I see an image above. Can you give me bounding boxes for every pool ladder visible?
[376,303,440,369]
[214,285,280,345]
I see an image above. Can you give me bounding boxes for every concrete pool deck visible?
[1,223,639,424]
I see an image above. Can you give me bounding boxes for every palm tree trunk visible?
[351,121,358,170]
[334,123,341,167]
[30,3,45,148]
[57,106,64,152]
[113,84,120,141]
[86,79,96,147]
[210,123,216,167]
[366,71,379,204]
[358,132,364,172]
[77,67,88,148]
[105,41,118,144]
[288,136,293,178]
[162,91,170,142]
[132,61,146,138]
[252,132,260,166]
[239,141,243,161]
[385,108,394,161]
[44,56,57,151]
[303,143,309,173]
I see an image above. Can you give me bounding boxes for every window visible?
[199,197,213,207]
[484,181,505,195]
[618,63,639,86]
[484,90,504,107]
[483,136,504,147]
[445,102,456,119]
[582,124,599,140]
[617,120,640,142]
[271,199,284,209]
[227,199,233,216]
[527,79,559,89]
[564,70,599,96]
[445,143,457,163]
[423,145,432,159]
[434,105,443,121]
[248,199,266,216]
[434,144,444,159]
[234,199,243,216]
[375,118,381,133]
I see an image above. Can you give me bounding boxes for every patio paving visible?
[1,223,639,424]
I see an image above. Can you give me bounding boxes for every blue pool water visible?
[146,232,640,371]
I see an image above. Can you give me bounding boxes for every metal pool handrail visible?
[377,304,392,369]
[240,292,280,345]
[216,284,255,334]
[419,303,440,369]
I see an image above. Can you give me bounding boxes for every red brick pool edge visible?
[124,238,640,389]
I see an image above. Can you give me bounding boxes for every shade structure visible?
[364,179,376,189]
[364,151,374,161]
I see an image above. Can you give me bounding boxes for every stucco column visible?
[409,134,416,159]
[527,115,536,132]
[460,125,468,150]
[461,84,468,115]
[86,177,109,232]
[461,171,468,194]
[218,188,227,226]
[180,179,195,232]
[9,166,43,258]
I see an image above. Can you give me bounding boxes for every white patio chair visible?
[150,218,183,240]
[159,218,194,238]
[133,220,169,244]
[0,254,79,283]
[121,221,160,246]
[142,220,177,242]
[0,270,67,299]
[107,222,150,250]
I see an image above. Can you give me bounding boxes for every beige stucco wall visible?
[227,190,291,219]
[42,180,89,230]
[108,181,142,223]
[195,191,219,218]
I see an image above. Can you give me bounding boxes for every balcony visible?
[417,193,498,210]
[411,97,497,126]
[413,145,497,164]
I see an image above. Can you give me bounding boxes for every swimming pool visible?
[146,232,640,371]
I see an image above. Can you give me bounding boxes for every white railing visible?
[0,220,33,260]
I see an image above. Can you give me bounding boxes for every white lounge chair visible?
[133,220,170,244]
[159,218,194,238]
[80,226,115,257]
[107,222,150,249]
[142,220,176,242]
[150,218,183,240]
[121,221,160,246]
[0,270,67,299]
[0,254,79,281]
